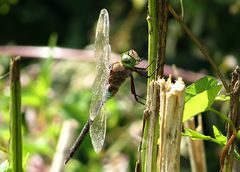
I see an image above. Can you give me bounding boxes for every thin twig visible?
[168,5,229,93]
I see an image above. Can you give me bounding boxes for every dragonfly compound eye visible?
[121,51,139,67]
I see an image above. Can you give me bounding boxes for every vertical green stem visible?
[147,0,158,79]
[140,0,158,171]
[139,0,168,171]
[10,56,23,172]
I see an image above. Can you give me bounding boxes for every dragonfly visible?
[65,9,156,164]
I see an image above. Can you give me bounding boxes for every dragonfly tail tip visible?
[64,156,70,165]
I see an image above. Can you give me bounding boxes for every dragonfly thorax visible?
[107,61,132,98]
[121,50,141,68]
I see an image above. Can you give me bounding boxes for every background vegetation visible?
[0,0,239,171]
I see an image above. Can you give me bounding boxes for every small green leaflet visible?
[182,128,211,140]
[212,125,226,146]
[182,125,226,146]
[183,127,240,160]
[183,76,222,122]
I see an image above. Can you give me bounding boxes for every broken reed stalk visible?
[10,56,23,172]
[138,77,185,172]
[138,0,169,171]
[156,77,185,171]
[136,0,159,171]
[141,80,160,172]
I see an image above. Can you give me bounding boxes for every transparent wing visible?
[89,9,110,152]
[90,105,107,153]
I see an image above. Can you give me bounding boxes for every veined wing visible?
[89,9,111,153]
[90,105,107,153]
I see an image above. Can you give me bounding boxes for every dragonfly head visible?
[121,50,142,68]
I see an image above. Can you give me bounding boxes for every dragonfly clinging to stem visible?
[65,9,156,164]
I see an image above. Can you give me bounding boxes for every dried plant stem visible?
[157,77,185,172]
[138,77,185,172]
[184,116,207,172]
[157,0,168,76]
[221,66,240,172]
[144,81,160,172]
[50,120,79,172]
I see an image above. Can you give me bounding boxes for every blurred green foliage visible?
[0,0,240,171]
[0,56,146,171]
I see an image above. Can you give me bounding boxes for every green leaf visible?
[182,128,224,146]
[182,128,212,140]
[185,76,219,102]
[183,126,228,147]
[183,76,222,122]
[212,125,226,146]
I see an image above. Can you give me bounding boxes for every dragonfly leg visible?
[132,61,164,78]
[134,59,156,70]
[64,120,91,164]
[130,74,145,105]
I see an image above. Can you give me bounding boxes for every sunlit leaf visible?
[185,76,220,102]
[182,128,211,140]
[183,126,227,146]
[183,76,222,122]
